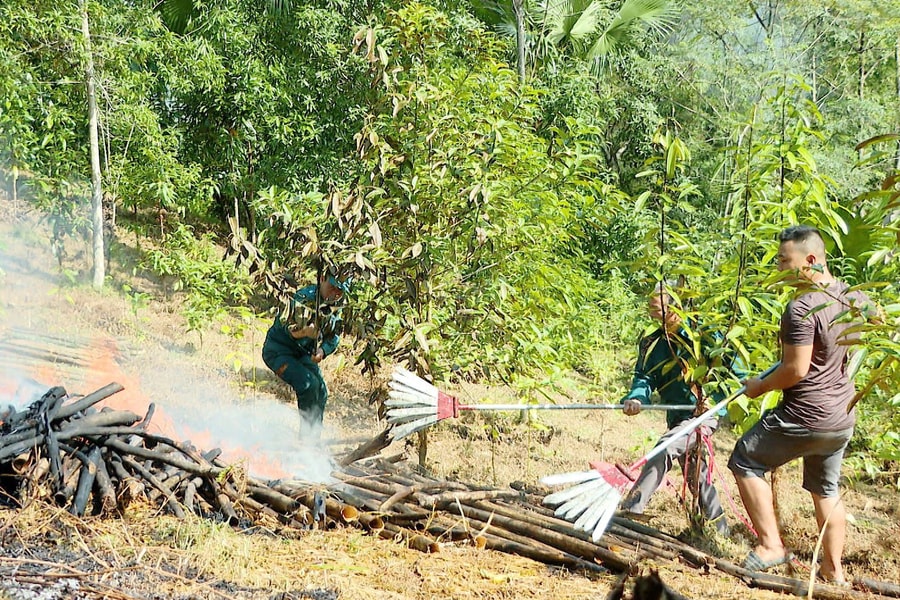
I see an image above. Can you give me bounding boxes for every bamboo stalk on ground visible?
[92,455,117,515]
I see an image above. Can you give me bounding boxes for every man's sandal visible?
[742,550,793,573]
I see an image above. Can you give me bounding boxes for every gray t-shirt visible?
[775,280,869,432]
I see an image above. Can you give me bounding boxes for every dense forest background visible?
[1,0,898,479]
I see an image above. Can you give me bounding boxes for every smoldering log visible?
[103,438,219,478]
[70,447,101,516]
[0,433,46,457]
[92,454,117,516]
[42,416,63,494]
[54,383,124,420]
[0,406,138,462]
[213,489,240,525]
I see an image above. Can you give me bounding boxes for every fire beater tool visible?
[385,367,695,441]
[540,362,780,542]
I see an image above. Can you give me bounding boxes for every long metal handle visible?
[460,403,696,412]
[628,362,781,470]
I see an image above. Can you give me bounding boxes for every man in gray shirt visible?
[728,225,870,585]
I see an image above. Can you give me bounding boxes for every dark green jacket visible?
[623,325,747,429]
[263,284,342,359]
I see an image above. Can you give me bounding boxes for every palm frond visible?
[586,0,679,62]
[157,0,195,35]
[543,0,601,47]
[470,0,517,28]
[264,0,294,17]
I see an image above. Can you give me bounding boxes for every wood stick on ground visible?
[70,446,101,516]
[339,427,392,466]
[92,454,117,516]
[54,383,124,420]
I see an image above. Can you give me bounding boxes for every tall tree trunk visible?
[896,40,900,171]
[512,0,526,85]
[857,29,866,100]
[80,0,105,289]
[810,21,818,105]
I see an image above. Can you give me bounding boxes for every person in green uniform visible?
[262,268,350,434]
[620,281,745,535]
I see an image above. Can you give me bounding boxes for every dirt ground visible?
[1,200,899,599]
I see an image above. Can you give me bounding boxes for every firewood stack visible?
[2,383,898,599]
[0,383,316,528]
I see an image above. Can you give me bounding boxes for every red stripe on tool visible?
[436,391,459,420]
[588,461,634,491]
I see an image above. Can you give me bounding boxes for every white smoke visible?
[0,211,339,484]
[150,361,339,483]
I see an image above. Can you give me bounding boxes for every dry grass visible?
[0,501,617,599]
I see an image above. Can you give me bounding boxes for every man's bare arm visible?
[743,343,813,398]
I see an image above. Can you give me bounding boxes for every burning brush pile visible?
[1,383,898,600]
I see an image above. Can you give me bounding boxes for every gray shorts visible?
[728,411,853,497]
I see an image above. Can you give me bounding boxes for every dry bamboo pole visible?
[296,491,359,524]
[714,560,871,600]
[487,499,674,562]
[438,500,621,573]
[329,482,395,515]
[247,483,304,514]
[10,453,34,475]
[378,481,464,511]
[379,522,440,553]
[855,577,900,597]
[348,463,613,571]
[516,498,690,561]
[327,474,432,520]
[339,427,392,466]
[360,464,638,571]
[419,517,482,544]
[418,489,523,505]
[356,512,385,533]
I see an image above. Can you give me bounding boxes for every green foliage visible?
[140,224,254,333]
[301,3,620,388]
